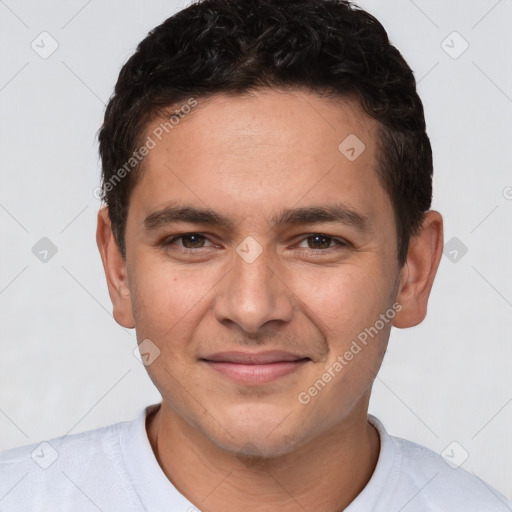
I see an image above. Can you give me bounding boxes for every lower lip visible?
[203,359,310,384]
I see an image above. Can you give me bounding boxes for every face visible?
[100,89,427,457]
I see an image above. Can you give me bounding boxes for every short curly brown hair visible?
[98,0,432,266]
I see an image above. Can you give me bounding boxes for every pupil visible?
[184,234,203,248]
[310,234,330,249]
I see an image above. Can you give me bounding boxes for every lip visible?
[202,350,307,364]
[200,351,311,384]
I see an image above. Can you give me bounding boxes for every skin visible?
[96,88,443,511]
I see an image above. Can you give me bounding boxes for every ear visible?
[96,207,135,329]
[393,210,443,328]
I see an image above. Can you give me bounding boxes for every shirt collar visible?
[120,403,198,512]
[121,405,400,512]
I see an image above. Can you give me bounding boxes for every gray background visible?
[1,0,511,500]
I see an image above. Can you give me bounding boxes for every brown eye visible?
[163,233,212,250]
[179,234,207,248]
[306,234,332,249]
[297,233,348,250]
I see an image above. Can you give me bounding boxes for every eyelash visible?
[161,232,350,254]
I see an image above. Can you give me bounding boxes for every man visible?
[1,0,510,510]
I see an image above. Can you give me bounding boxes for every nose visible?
[213,243,295,335]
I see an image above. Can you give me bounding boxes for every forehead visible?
[130,89,390,229]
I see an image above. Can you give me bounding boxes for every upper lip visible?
[201,350,310,364]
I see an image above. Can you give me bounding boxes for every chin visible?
[203,404,306,459]
[216,430,301,460]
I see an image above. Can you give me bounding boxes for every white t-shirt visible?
[0,403,510,511]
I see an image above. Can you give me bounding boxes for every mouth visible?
[200,350,311,385]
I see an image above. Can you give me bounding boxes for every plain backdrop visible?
[1,0,511,500]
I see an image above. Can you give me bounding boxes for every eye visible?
[160,232,350,254]
[296,233,349,251]
[163,233,214,250]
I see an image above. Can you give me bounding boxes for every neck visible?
[146,402,380,512]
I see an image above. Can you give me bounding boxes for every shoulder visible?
[0,419,139,511]
[391,431,512,510]
[0,420,125,472]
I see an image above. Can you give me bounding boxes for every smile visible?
[200,351,311,384]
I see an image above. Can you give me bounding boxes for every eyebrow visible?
[143,202,372,233]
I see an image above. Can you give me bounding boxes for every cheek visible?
[129,253,218,343]
[293,261,394,400]
[291,267,393,420]
[293,262,392,342]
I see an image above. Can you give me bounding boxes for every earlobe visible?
[96,207,136,329]
[392,210,444,329]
